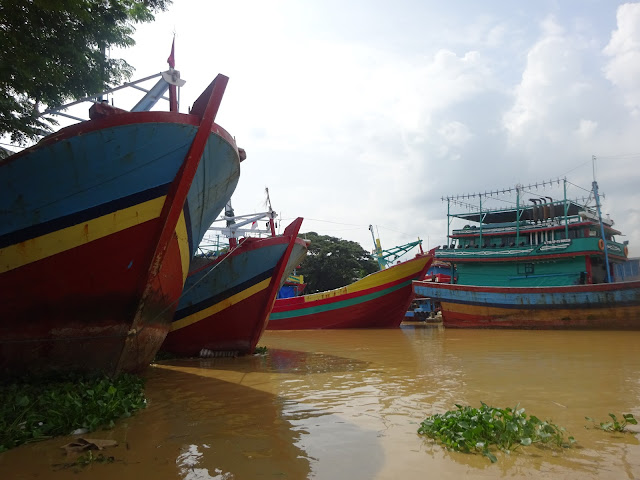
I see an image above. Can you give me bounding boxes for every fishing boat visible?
[162,199,309,356]
[268,232,434,329]
[0,59,243,374]
[413,175,640,329]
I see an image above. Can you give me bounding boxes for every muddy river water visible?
[1,325,639,479]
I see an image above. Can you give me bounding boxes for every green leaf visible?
[484,451,498,463]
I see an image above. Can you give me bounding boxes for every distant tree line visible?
[0,0,171,144]
[297,232,379,293]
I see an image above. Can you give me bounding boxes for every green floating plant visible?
[0,373,146,452]
[418,402,575,463]
[585,413,637,432]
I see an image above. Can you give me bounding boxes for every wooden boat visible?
[0,69,242,374]
[268,252,433,329]
[413,176,640,329]
[413,280,640,328]
[162,209,309,356]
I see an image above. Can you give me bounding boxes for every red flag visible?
[167,37,175,68]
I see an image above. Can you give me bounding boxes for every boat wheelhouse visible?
[436,179,629,287]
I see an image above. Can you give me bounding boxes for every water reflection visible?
[159,351,387,479]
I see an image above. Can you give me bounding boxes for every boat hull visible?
[413,281,640,329]
[162,219,307,356]
[0,76,241,374]
[268,254,433,329]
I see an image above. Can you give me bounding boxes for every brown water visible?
[1,325,639,479]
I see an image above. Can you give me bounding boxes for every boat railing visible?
[451,214,596,236]
[437,236,628,259]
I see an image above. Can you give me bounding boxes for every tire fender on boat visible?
[598,239,605,251]
[624,245,629,257]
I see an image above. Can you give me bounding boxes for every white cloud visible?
[603,2,640,115]
[503,16,593,141]
[575,119,598,138]
[438,121,473,145]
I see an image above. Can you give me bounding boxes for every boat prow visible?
[0,73,242,375]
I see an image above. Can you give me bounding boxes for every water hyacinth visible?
[585,412,638,432]
[0,373,146,452]
[418,402,575,463]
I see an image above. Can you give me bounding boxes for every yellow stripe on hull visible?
[171,277,273,332]
[175,213,190,283]
[303,255,430,303]
[0,196,192,278]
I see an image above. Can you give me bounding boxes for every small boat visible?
[268,235,434,329]
[277,272,307,299]
[162,199,309,356]
[0,60,242,374]
[413,175,640,329]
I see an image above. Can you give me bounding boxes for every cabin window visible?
[517,263,535,275]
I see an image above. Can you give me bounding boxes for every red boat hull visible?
[268,254,433,330]
[163,219,307,356]
[0,219,185,373]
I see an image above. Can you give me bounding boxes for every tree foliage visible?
[0,0,171,144]
[298,232,379,293]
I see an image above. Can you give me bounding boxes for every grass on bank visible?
[0,373,146,453]
[418,402,575,463]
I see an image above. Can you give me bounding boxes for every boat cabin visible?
[436,191,630,287]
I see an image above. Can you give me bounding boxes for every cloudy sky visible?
[114,0,640,256]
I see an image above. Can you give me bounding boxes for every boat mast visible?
[265,188,276,236]
[166,37,178,112]
[563,178,569,238]
[225,201,238,248]
[369,225,385,270]
[516,184,521,244]
[478,195,483,244]
[592,156,612,283]
[446,198,451,245]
